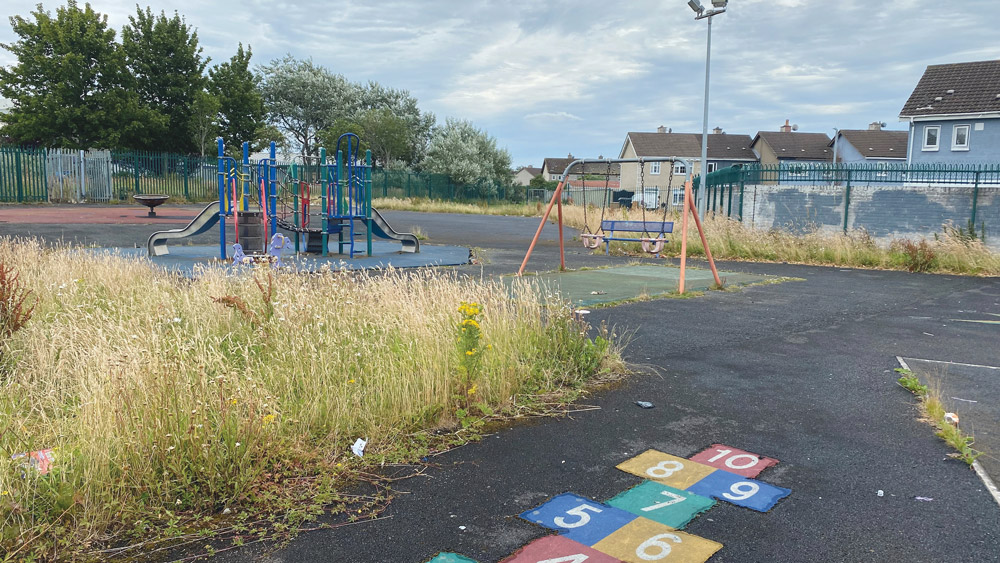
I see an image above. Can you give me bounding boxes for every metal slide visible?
[146,201,220,256]
[366,208,419,252]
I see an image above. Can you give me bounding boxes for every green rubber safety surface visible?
[521,264,770,307]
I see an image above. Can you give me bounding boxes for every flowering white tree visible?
[422,118,511,196]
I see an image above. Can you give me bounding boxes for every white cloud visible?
[524,112,583,122]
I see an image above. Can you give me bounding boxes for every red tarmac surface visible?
[0,204,201,225]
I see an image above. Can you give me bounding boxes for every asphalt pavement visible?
[1,206,998,562]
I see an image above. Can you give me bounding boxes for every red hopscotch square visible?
[501,535,621,562]
[689,444,779,478]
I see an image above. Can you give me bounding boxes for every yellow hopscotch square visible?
[616,450,717,490]
[593,517,723,563]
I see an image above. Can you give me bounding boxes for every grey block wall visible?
[738,184,999,250]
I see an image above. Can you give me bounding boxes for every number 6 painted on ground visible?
[636,532,682,560]
[554,504,602,528]
[646,460,684,479]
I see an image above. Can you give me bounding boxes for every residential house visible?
[751,121,833,167]
[540,155,621,183]
[513,166,541,186]
[899,59,1000,164]
[831,123,908,165]
[617,126,756,207]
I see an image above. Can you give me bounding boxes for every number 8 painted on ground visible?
[646,460,684,479]
[636,532,682,560]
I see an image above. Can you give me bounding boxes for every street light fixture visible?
[690,0,728,218]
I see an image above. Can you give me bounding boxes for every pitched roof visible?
[899,60,1000,118]
[753,131,833,161]
[542,157,620,176]
[518,166,542,176]
[624,132,756,160]
[833,130,908,159]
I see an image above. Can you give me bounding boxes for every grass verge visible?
[372,197,538,217]
[0,238,623,561]
[557,205,1000,276]
[896,367,981,465]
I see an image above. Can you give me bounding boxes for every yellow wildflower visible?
[229,398,237,405]
[465,350,474,356]
[262,414,276,427]
[348,379,356,384]
[467,384,478,396]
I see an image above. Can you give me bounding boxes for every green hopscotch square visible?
[427,553,479,563]
[606,480,716,529]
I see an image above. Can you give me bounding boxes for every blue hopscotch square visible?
[605,480,716,529]
[427,553,479,563]
[519,492,637,546]
[686,470,791,512]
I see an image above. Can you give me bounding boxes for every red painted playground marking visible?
[502,535,620,562]
[688,444,778,478]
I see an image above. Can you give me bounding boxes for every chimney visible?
[712,127,723,134]
[567,152,573,158]
[656,125,667,133]
[779,119,793,133]
[868,121,882,131]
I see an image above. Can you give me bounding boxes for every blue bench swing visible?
[580,160,673,255]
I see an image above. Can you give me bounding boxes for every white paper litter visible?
[351,438,367,457]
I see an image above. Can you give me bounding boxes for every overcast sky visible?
[2,0,999,166]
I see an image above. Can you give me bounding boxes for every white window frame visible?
[922,125,940,151]
[650,162,661,175]
[951,124,970,151]
[672,188,685,206]
[707,162,718,174]
[876,162,888,177]
[673,162,686,175]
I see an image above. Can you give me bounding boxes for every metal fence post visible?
[970,170,980,228]
[842,169,852,234]
[133,151,140,195]
[737,173,745,222]
[183,156,189,200]
[14,148,24,203]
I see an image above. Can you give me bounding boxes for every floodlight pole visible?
[695,5,726,218]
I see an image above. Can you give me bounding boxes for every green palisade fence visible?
[0,146,47,202]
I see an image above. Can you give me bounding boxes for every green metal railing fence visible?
[0,146,48,202]
[0,145,524,205]
[693,162,1000,234]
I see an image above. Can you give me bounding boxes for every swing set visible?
[518,157,721,294]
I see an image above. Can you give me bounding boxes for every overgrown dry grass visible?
[0,238,620,560]
[372,197,538,216]
[558,204,1000,276]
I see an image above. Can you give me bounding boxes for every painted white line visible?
[896,357,1000,508]
[900,358,1000,371]
[972,461,1000,508]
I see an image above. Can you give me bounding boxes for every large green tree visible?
[189,90,219,157]
[423,118,511,196]
[121,7,207,153]
[0,1,151,148]
[258,55,359,160]
[356,82,435,165]
[208,43,265,152]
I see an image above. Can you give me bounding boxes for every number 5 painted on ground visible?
[636,532,682,560]
[554,504,602,528]
[537,556,589,563]
[646,460,683,479]
[640,490,686,512]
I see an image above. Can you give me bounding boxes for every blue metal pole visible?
[269,141,277,237]
[321,148,328,257]
[366,149,373,256]
[217,137,226,260]
[241,142,250,212]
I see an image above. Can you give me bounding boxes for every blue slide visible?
[146,202,220,256]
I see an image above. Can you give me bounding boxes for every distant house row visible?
[516,59,1000,197]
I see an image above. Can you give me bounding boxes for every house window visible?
[650,162,661,175]
[922,125,940,151]
[673,162,686,175]
[707,162,718,174]
[876,162,888,177]
[557,175,563,181]
[952,125,970,151]
[672,188,685,206]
